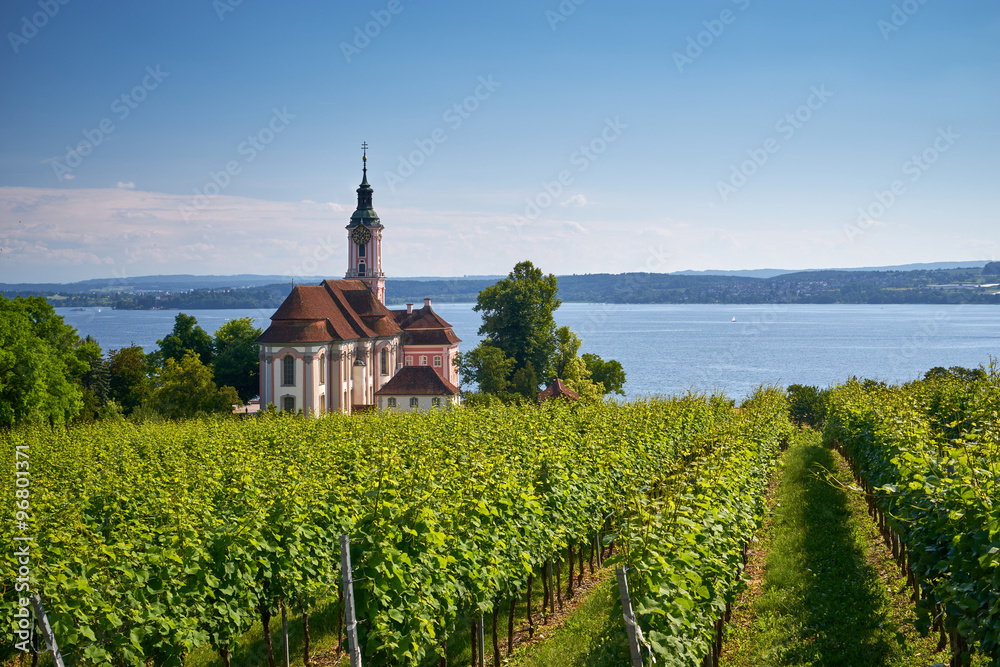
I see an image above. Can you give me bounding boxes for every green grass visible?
[507,571,630,667]
[723,430,949,667]
[185,598,345,667]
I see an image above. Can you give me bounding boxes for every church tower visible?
[345,143,385,303]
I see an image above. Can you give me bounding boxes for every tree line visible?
[0,296,261,427]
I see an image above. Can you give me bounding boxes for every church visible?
[256,148,461,414]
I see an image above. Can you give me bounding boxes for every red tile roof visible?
[375,366,460,396]
[405,329,462,345]
[392,305,456,332]
[258,280,403,344]
[257,320,339,344]
[538,378,580,402]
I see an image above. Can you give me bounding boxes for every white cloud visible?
[560,194,589,207]
[116,181,136,189]
[0,185,987,284]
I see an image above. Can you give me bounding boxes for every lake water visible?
[57,303,1000,401]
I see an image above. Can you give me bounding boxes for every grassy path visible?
[722,430,945,667]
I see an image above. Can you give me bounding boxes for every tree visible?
[75,335,110,422]
[0,296,84,427]
[149,352,240,419]
[786,384,828,429]
[582,353,626,396]
[510,362,539,399]
[108,345,152,414]
[155,313,213,366]
[454,344,516,394]
[982,261,1000,276]
[474,261,560,392]
[550,327,604,402]
[212,317,263,402]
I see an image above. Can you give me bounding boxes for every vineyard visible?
[824,369,1000,666]
[2,391,792,667]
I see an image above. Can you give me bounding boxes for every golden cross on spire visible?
[361,141,368,162]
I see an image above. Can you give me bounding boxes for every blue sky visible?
[1,0,998,283]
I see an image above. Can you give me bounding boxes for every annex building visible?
[256,149,461,414]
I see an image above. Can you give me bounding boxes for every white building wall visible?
[377,395,459,412]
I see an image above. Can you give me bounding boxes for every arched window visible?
[358,262,366,276]
[380,347,389,375]
[282,355,295,386]
[358,243,366,258]
[409,397,419,409]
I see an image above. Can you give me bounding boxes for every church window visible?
[358,243,366,258]
[318,355,325,384]
[318,394,325,414]
[358,262,366,276]
[282,355,295,386]
[380,348,389,375]
[420,355,427,366]
[433,356,442,367]
[409,397,419,409]
[387,397,397,408]
[282,396,295,413]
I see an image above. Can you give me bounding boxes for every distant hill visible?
[3,262,998,308]
[670,260,990,279]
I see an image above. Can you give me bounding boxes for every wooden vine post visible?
[339,534,363,667]
[29,595,66,667]
[614,567,644,667]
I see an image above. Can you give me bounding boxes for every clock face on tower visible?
[351,226,372,245]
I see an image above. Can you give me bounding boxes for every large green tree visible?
[0,296,85,426]
[212,317,262,402]
[149,351,240,419]
[455,344,516,394]
[155,313,213,366]
[474,261,560,391]
[582,353,626,396]
[108,345,152,414]
[75,335,110,422]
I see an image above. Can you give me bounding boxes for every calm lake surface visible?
[57,304,1000,401]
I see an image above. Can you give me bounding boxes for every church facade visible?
[256,149,461,414]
